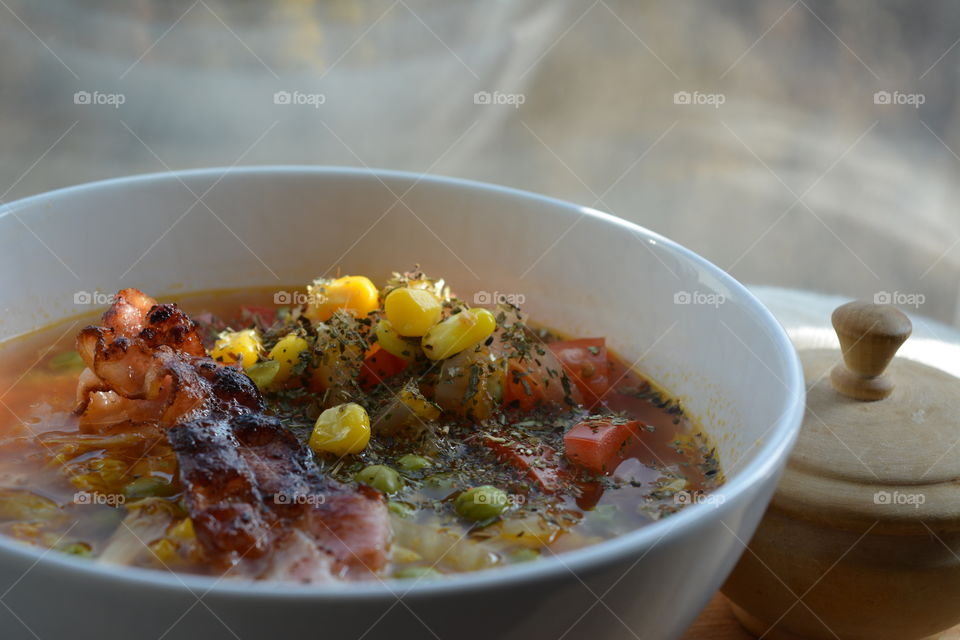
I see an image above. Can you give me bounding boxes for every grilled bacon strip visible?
[168,413,390,580]
[72,289,391,582]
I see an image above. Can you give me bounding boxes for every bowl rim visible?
[0,165,805,599]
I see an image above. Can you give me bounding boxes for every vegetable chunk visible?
[563,417,646,475]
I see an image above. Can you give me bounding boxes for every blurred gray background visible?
[2,0,958,326]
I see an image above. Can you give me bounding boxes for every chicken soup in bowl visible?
[0,167,803,640]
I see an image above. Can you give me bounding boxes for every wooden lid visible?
[773,301,960,532]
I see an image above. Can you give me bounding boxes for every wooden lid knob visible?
[830,301,912,401]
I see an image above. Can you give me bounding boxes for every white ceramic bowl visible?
[0,168,804,640]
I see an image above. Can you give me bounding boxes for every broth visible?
[0,280,722,580]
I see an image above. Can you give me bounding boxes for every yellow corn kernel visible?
[309,402,371,456]
[87,457,128,492]
[499,515,561,547]
[168,517,195,542]
[304,276,379,323]
[375,320,422,361]
[392,546,422,563]
[268,333,309,384]
[421,308,496,361]
[149,538,179,564]
[210,329,261,369]
[384,288,442,337]
[399,387,441,421]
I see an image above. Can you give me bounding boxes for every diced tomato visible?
[563,417,645,475]
[240,305,277,327]
[502,360,542,411]
[574,480,604,510]
[549,338,610,408]
[483,438,561,492]
[502,351,582,411]
[358,344,408,390]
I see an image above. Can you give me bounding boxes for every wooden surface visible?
[681,594,753,639]
[682,594,960,639]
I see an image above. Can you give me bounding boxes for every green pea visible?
[393,565,442,579]
[396,454,432,471]
[387,501,415,519]
[58,542,93,557]
[246,360,281,390]
[454,485,509,522]
[423,473,457,490]
[355,465,403,494]
[122,476,176,500]
[48,350,84,372]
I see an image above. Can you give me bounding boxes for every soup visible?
[0,269,722,582]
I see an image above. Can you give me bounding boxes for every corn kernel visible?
[89,457,128,491]
[499,515,561,547]
[268,333,309,384]
[168,518,195,541]
[210,329,261,369]
[304,276,379,323]
[391,545,422,563]
[149,538,179,564]
[399,387,441,421]
[384,288,442,337]
[422,308,496,360]
[374,320,422,361]
[309,402,371,456]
